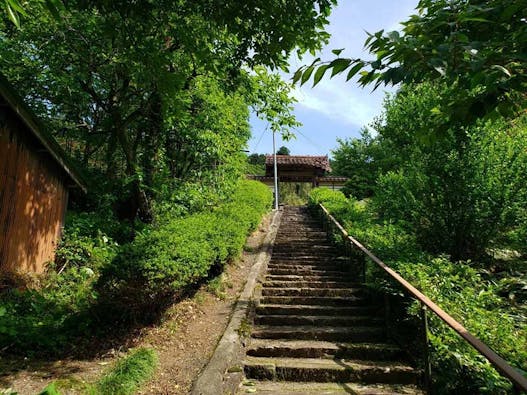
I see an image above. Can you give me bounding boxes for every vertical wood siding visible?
[0,125,68,274]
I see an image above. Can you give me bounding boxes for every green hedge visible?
[0,180,271,353]
[309,188,527,394]
[96,180,272,312]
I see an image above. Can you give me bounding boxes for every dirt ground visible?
[0,213,272,395]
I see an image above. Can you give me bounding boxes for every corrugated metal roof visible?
[265,155,331,172]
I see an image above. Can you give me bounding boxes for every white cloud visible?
[291,78,385,126]
[284,0,418,128]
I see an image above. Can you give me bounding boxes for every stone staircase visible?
[239,206,423,394]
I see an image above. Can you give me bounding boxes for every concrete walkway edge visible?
[191,209,282,395]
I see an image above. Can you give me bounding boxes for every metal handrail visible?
[319,203,527,392]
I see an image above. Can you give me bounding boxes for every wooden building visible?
[0,74,86,274]
[248,155,348,192]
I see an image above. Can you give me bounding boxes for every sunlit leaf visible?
[346,63,363,81]
[329,58,351,78]
[313,64,329,87]
[5,2,20,28]
[491,65,512,77]
[300,65,314,86]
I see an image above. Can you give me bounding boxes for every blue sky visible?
[248,0,418,157]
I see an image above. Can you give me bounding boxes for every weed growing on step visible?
[237,317,252,339]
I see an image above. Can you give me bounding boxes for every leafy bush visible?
[0,267,98,354]
[309,188,527,393]
[366,84,527,260]
[0,209,124,354]
[96,180,271,317]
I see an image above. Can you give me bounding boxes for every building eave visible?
[0,74,87,193]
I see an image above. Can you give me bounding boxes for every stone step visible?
[276,232,327,237]
[273,245,335,251]
[279,221,320,225]
[240,207,422,392]
[267,264,343,272]
[243,356,419,384]
[247,339,405,361]
[274,239,331,244]
[272,253,339,258]
[269,256,348,262]
[266,268,354,277]
[263,280,360,289]
[260,295,368,306]
[256,304,379,317]
[251,325,384,342]
[265,274,358,282]
[261,287,364,297]
[237,380,423,394]
[268,260,351,268]
[254,314,381,327]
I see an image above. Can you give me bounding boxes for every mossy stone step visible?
[265,274,358,282]
[266,264,344,272]
[263,280,360,289]
[260,295,367,306]
[237,380,423,394]
[266,268,355,277]
[261,287,364,297]
[251,325,384,342]
[243,356,419,384]
[255,304,379,317]
[254,314,382,327]
[247,339,405,361]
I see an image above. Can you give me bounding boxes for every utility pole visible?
[272,129,279,210]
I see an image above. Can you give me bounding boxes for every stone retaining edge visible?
[191,208,282,395]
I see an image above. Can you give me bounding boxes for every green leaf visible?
[313,64,329,87]
[457,17,492,23]
[5,1,20,28]
[300,65,314,86]
[331,48,344,56]
[329,58,351,78]
[491,65,511,77]
[292,68,303,85]
[6,0,26,15]
[346,62,363,81]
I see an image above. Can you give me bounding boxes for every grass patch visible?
[95,348,158,395]
[39,382,61,395]
[237,317,252,338]
[207,274,233,300]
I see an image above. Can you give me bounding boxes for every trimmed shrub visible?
[96,180,271,316]
[0,180,271,353]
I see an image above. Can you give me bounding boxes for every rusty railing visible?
[318,203,527,393]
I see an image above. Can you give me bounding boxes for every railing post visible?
[420,302,432,394]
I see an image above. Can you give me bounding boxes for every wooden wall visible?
[0,122,68,274]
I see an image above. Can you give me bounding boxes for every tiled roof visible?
[318,176,348,182]
[265,155,331,172]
